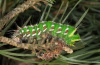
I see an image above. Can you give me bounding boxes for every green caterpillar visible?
[13,21,81,45]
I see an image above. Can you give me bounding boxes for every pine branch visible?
[0,36,73,53]
[0,36,73,60]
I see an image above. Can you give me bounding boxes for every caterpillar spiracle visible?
[12,21,81,46]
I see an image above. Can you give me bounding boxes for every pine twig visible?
[0,35,73,60]
[0,36,73,53]
[0,36,38,50]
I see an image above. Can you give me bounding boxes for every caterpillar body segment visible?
[13,21,81,45]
